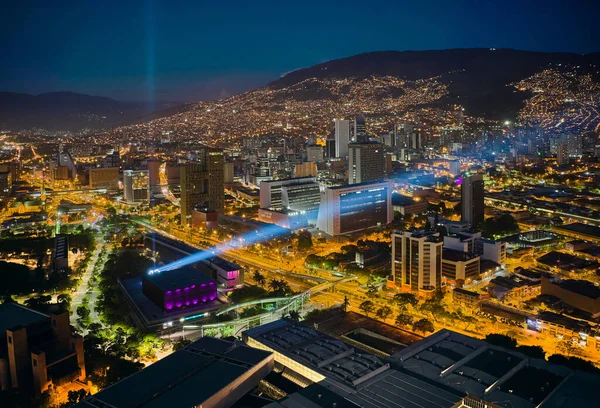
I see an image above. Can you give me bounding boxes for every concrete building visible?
[390,230,443,296]
[452,287,481,309]
[388,329,600,408]
[0,303,85,395]
[53,234,68,272]
[259,177,318,210]
[444,232,507,265]
[391,194,428,216]
[317,181,392,236]
[353,114,367,142]
[74,336,273,408]
[180,149,225,224]
[147,157,161,196]
[123,169,149,204]
[441,248,480,286]
[334,119,350,158]
[88,167,119,189]
[348,143,384,184]
[0,171,12,198]
[294,162,318,178]
[142,268,217,312]
[449,160,461,177]
[306,145,324,163]
[244,320,462,407]
[541,275,600,317]
[461,173,485,227]
[223,162,234,183]
[557,143,569,165]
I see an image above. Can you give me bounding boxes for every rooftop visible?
[144,267,215,292]
[545,277,600,300]
[387,329,600,408]
[0,303,49,333]
[443,248,479,262]
[243,319,389,395]
[75,336,272,408]
[556,222,600,239]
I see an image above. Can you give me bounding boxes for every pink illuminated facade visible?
[142,268,218,312]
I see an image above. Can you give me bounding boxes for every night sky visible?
[2,0,599,102]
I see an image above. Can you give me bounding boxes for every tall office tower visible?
[391,230,443,295]
[180,148,225,224]
[326,139,336,159]
[566,133,582,157]
[409,132,422,150]
[334,119,350,158]
[449,160,461,177]
[348,143,384,184]
[0,171,12,198]
[147,157,161,197]
[317,180,392,236]
[353,114,367,142]
[123,170,150,204]
[461,173,485,227]
[557,143,569,166]
[57,144,77,179]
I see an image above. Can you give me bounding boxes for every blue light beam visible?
[150,224,289,274]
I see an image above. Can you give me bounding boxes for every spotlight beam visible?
[150,224,289,274]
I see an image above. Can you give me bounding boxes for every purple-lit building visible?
[142,267,217,312]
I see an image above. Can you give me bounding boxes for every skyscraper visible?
[348,143,384,184]
[461,173,484,227]
[390,230,443,295]
[557,143,569,166]
[123,170,149,204]
[353,114,367,142]
[180,148,225,224]
[334,119,350,158]
[147,157,161,197]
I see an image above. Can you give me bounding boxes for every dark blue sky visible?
[2,0,599,102]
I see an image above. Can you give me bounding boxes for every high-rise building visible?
[123,170,149,204]
[461,173,484,227]
[180,148,225,224]
[334,119,350,158]
[317,180,392,236]
[390,230,443,295]
[147,157,161,197]
[224,162,234,183]
[557,143,569,166]
[353,114,367,142]
[449,160,461,177]
[348,143,384,184]
[0,171,12,198]
[259,177,318,210]
[0,303,85,395]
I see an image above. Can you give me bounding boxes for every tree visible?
[296,230,313,251]
[57,293,72,304]
[412,318,435,334]
[252,270,266,287]
[393,293,418,312]
[268,279,292,296]
[395,314,414,327]
[375,306,393,320]
[485,333,517,349]
[516,345,545,359]
[172,338,192,351]
[358,300,375,317]
[64,389,88,407]
[288,310,301,322]
[77,305,90,320]
[342,296,350,313]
